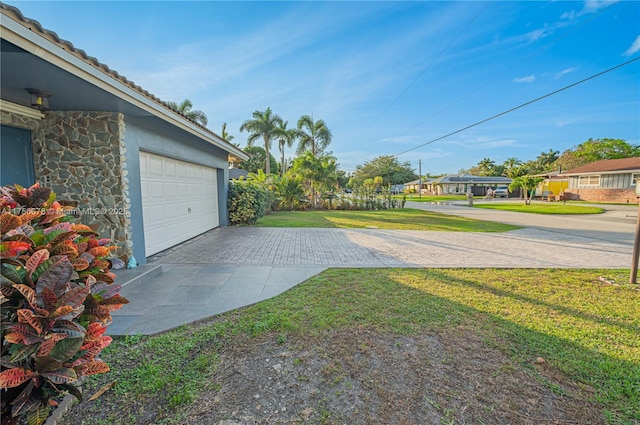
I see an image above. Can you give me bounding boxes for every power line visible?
[394,56,640,157]
[368,1,492,127]
[396,0,619,139]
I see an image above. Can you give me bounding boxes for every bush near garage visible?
[0,183,128,425]
[228,179,270,225]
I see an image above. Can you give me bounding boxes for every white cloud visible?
[513,75,536,83]
[623,35,640,57]
[560,0,618,21]
[554,67,577,79]
[579,0,619,16]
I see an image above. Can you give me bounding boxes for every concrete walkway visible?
[110,202,635,335]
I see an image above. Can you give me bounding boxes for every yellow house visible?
[535,172,569,199]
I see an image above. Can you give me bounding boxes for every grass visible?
[84,269,638,424]
[256,208,519,232]
[474,202,606,214]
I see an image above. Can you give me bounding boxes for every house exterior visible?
[562,157,640,204]
[0,4,248,264]
[534,171,569,199]
[425,174,512,196]
[229,168,249,180]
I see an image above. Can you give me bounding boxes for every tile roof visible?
[562,157,640,175]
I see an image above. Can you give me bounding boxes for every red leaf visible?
[19,210,44,225]
[0,241,31,258]
[72,224,98,235]
[40,287,58,311]
[10,323,42,345]
[52,240,78,259]
[50,305,84,321]
[26,249,50,275]
[0,368,37,388]
[71,258,89,271]
[88,246,111,258]
[17,309,43,334]
[76,361,110,377]
[1,212,22,234]
[12,284,37,309]
[4,332,24,344]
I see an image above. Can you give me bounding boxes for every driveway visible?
[110,204,634,335]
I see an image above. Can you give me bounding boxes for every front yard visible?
[255,208,519,231]
[63,269,639,425]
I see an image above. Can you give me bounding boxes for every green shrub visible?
[228,180,269,225]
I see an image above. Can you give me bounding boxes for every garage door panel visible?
[140,151,219,256]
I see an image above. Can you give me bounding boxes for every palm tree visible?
[221,122,234,143]
[509,175,543,205]
[296,114,332,156]
[291,151,338,209]
[273,174,305,211]
[275,120,297,178]
[536,149,560,171]
[167,99,208,126]
[477,157,496,176]
[240,108,282,175]
[503,157,523,178]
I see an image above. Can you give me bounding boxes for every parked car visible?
[493,186,509,198]
[390,184,405,194]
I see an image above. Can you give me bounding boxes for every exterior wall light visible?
[26,88,52,111]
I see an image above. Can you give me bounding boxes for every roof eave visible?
[1,5,249,162]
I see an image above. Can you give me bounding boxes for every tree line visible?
[462,138,640,178]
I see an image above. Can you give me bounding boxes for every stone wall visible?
[1,109,40,131]
[564,188,638,204]
[31,111,133,259]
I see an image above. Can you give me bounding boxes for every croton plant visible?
[0,183,128,425]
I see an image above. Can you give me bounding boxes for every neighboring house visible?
[562,157,640,204]
[0,4,248,264]
[229,168,249,180]
[425,174,512,196]
[533,171,569,200]
[404,179,423,193]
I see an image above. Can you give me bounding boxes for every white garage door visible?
[140,151,219,256]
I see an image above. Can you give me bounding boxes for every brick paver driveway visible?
[150,226,629,268]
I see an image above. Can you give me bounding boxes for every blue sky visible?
[9,0,640,174]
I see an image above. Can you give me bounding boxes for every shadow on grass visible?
[247,268,639,422]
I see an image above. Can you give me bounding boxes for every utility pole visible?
[631,188,640,283]
[418,159,422,198]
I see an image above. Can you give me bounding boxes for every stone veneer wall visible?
[564,188,638,204]
[0,109,41,131]
[29,111,134,259]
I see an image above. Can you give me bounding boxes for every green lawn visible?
[256,208,519,232]
[76,269,639,424]
[474,202,605,214]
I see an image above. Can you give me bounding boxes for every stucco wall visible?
[123,116,230,264]
[31,111,134,259]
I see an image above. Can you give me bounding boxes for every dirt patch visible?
[179,327,602,425]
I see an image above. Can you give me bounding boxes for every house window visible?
[578,175,600,187]
[632,173,640,186]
